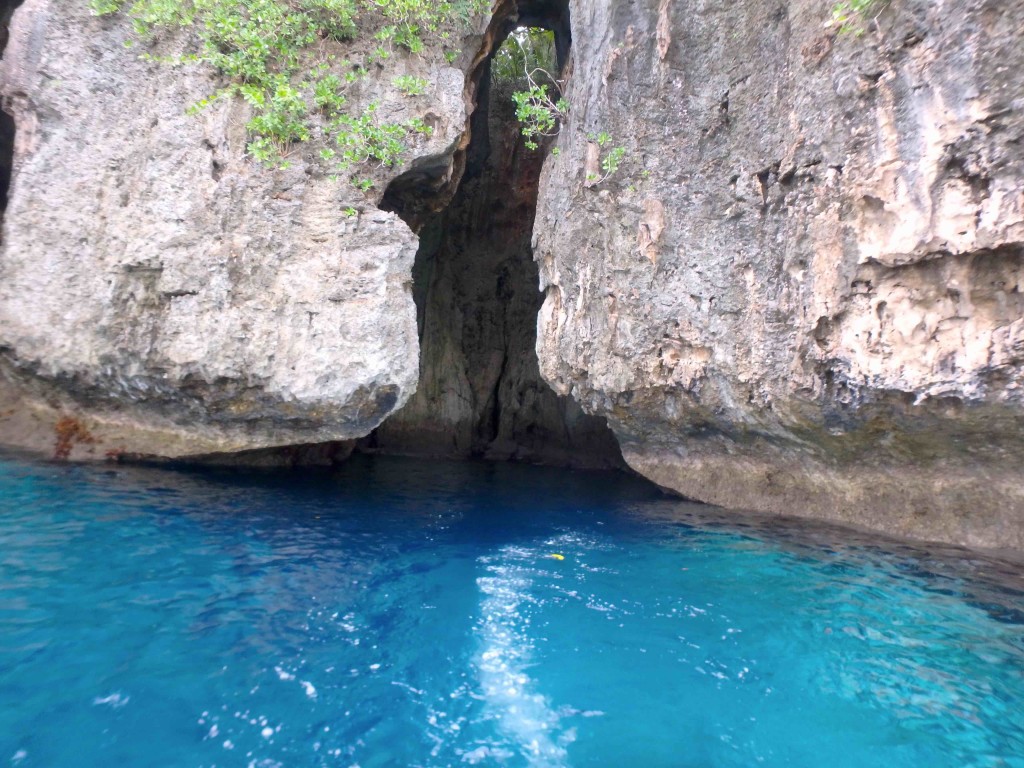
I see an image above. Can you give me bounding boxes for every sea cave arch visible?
[365,0,624,469]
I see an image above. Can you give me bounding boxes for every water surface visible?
[1,454,1022,766]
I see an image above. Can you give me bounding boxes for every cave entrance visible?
[0,0,25,237]
[365,1,624,469]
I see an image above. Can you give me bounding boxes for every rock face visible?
[0,0,473,459]
[534,0,1024,548]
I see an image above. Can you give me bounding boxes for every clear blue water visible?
[1,454,1023,768]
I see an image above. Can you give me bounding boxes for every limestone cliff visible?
[0,0,475,459]
[534,0,1024,548]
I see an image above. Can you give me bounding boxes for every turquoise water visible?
[1,454,1023,767]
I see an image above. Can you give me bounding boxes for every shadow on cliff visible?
[0,0,25,233]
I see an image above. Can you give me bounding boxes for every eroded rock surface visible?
[0,0,475,459]
[534,0,1024,548]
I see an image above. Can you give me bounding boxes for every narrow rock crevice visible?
[0,0,24,233]
[367,1,625,470]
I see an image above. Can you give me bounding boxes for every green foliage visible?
[492,27,556,86]
[91,0,122,14]
[392,74,428,96]
[601,146,626,176]
[305,0,359,40]
[312,73,346,113]
[496,27,566,151]
[88,0,484,183]
[406,117,432,136]
[512,85,567,150]
[585,132,627,186]
[244,78,311,160]
[333,102,408,168]
[365,0,489,53]
[830,0,886,34]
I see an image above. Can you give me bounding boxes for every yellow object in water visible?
[549,553,565,560]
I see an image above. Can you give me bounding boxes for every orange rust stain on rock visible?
[53,416,97,460]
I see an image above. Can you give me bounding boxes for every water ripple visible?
[0,454,1022,767]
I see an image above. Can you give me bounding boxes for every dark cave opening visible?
[0,0,24,233]
[365,0,625,469]
[0,111,13,220]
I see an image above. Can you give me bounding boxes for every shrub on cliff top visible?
[90,0,488,182]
